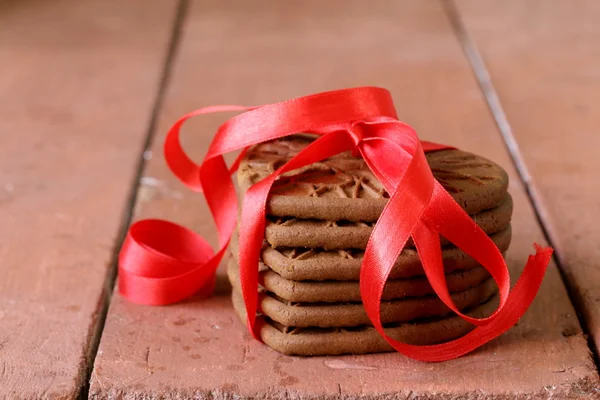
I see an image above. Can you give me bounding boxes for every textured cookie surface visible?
[238,135,509,222]
[227,257,491,303]
[231,290,499,356]
[265,194,512,250]
[231,226,511,281]
[230,277,497,328]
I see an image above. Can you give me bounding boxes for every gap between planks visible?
[441,0,600,368]
[78,1,190,398]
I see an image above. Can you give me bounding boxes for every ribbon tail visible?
[360,141,435,339]
[238,131,355,339]
[238,177,271,339]
[361,196,552,361]
[357,120,552,361]
[414,245,553,362]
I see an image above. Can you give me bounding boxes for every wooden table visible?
[1,0,599,398]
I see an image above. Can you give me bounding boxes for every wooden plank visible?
[90,0,599,398]
[454,0,600,360]
[0,1,177,398]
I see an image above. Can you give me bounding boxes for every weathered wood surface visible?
[455,0,600,360]
[89,0,599,398]
[0,0,176,398]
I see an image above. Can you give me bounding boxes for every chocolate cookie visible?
[230,226,511,281]
[263,194,511,250]
[238,135,509,222]
[229,278,497,328]
[227,257,491,303]
[231,290,499,356]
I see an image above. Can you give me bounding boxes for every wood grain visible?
[90,0,599,398]
[455,0,600,360]
[0,0,176,398]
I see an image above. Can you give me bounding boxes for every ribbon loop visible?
[118,219,216,305]
[118,86,552,362]
[348,121,368,157]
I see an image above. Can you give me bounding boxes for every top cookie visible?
[238,135,509,222]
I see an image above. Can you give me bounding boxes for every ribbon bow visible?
[118,87,552,362]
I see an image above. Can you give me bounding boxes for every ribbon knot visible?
[118,86,553,362]
[348,122,370,157]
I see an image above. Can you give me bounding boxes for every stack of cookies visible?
[229,135,512,356]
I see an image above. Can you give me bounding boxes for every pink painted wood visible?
[456,0,600,360]
[0,0,177,397]
[89,0,598,398]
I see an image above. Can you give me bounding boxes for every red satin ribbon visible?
[118,87,553,362]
